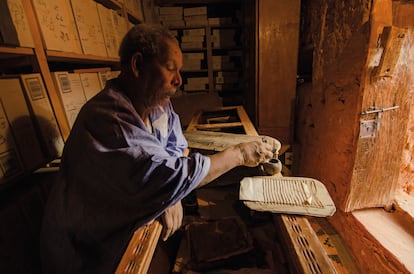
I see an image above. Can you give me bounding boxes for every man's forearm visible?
[197,145,243,187]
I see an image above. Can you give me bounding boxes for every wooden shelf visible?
[159,3,243,98]
[169,25,209,30]
[127,11,143,24]
[95,0,122,10]
[212,46,242,50]
[212,68,241,72]
[181,47,207,52]
[210,24,241,29]
[182,69,208,73]
[46,50,119,64]
[0,46,34,57]
[183,89,209,93]
[157,0,240,4]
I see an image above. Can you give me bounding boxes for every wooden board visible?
[184,130,281,155]
[186,105,258,136]
[115,221,162,274]
[274,215,338,274]
[257,0,300,143]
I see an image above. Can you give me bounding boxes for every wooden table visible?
[116,106,336,274]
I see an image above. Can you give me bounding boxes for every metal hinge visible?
[359,106,399,138]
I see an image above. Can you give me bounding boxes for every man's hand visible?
[237,141,273,167]
[161,200,183,241]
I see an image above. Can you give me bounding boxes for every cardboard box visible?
[159,14,183,21]
[0,98,23,181]
[0,0,20,46]
[20,73,65,158]
[0,78,45,171]
[52,72,87,128]
[182,52,204,69]
[183,52,204,60]
[97,3,118,58]
[97,71,112,89]
[31,0,82,53]
[158,6,183,16]
[112,10,128,50]
[181,35,205,42]
[184,83,207,91]
[161,20,185,28]
[183,6,207,17]
[183,28,205,36]
[181,41,203,49]
[185,19,208,27]
[109,70,121,79]
[6,0,35,47]
[79,72,101,101]
[187,77,209,85]
[207,17,233,26]
[70,0,107,56]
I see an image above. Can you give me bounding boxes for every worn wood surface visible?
[275,215,337,274]
[346,0,412,211]
[184,130,281,154]
[115,221,162,274]
[329,211,409,274]
[186,106,258,135]
[256,0,300,143]
[295,1,413,273]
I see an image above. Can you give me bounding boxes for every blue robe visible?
[40,79,210,273]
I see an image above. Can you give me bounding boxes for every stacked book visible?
[158,6,184,27]
[182,52,204,71]
[184,6,207,26]
[184,77,209,92]
[181,28,205,50]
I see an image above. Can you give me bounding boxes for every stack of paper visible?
[240,176,336,217]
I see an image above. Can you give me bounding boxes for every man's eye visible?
[167,66,176,71]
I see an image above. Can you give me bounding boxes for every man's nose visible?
[172,71,182,87]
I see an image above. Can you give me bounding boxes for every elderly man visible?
[40,23,273,273]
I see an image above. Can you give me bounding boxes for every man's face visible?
[140,39,183,109]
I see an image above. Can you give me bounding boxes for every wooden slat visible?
[0,46,34,56]
[115,221,163,274]
[375,26,406,77]
[184,130,281,153]
[236,105,258,136]
[194,121,243,130]
[275,215,338,274]
[186,105,257,134]
[46,50,119,63]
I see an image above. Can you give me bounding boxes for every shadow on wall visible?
[0,114,61,274]
[0,114,62,186]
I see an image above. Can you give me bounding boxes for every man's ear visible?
[131,52,143,77]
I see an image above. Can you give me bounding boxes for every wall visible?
[295,0,412,272]
[395,2,414,197]
[295,0,370,208]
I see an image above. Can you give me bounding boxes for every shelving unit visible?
[157,0,244,106]
[0,0,143,186]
